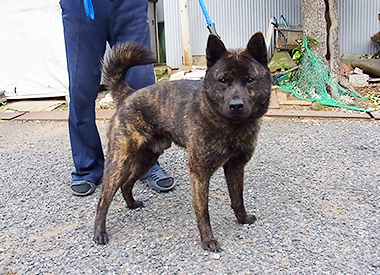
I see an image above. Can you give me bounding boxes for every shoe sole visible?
[71,181,98,196]
[141,177,175,192]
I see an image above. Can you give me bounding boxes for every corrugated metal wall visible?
[164,0,302,68]
[163,0,379,68]
[163,0,182,68]
[189,0,302,54]
[338,0,380,56]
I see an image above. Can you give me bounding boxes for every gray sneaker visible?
[140,163,175,192]
[71,180,98,196]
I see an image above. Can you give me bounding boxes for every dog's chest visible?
[199,122,259,155]
[224,128,257,152]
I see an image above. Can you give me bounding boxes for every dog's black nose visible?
[229,99,244,112]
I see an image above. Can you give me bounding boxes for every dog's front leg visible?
[223,157,256,224]
[189,159,220,252]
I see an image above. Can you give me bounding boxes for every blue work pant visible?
[60,0,156,184]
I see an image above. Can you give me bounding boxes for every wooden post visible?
[180,0,192,67]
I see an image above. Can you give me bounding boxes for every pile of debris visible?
[341,53,380,87]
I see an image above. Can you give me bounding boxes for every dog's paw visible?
[237,213,257,224]
[244,214,257,224]
[202,238,221,252]
[93,230,109,245]
[128,200,144,209]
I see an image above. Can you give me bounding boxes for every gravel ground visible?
[0,117,379,275]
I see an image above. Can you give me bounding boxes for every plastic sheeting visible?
[0,1,68,99]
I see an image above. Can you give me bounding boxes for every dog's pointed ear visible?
[245,32,268,67]
[206,34,227,68]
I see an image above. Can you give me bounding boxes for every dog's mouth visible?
[221,102,269,122]
[205,93,265,122]
[221,108,251,121]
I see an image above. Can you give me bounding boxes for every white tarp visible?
[0,0,69,99]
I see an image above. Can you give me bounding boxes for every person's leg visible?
[108,0,174,191]
[109,0,156,90]
[61,0,108,195]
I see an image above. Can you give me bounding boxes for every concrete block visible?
[169,71,186,81]
[353,67,363,74]
[184,70,206,80]
[98,93,115,109]
[349,73,369,87]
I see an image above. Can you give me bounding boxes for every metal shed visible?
[162,0,380,68]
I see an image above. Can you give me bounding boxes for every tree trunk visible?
[302,0,354,91]
[327,0,339,79]
[301,0,328,60]
[327,0,354,90]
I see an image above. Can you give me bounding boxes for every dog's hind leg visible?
[120,149,160,208]
[223,156,256,224]
[94,154,127,244]
[94,132,138,245]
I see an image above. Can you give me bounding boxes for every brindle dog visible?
[93,32,272,251]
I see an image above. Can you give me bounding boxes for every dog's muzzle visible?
[229,99,244,112]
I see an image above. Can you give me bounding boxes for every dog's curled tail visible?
[102,42,156,105]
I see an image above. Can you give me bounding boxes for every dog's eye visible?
[219,78,227,84]
[246,77,255,84]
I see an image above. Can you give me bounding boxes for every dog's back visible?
[102,39,271,149]
[122,79,203,148]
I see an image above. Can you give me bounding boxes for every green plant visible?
[359,54,372,59]
[277,58,289,72]
[292,37,318,64]
[0,102,7,113]
[312,103,332,111]
[0,102,20,113]
[154,67,169,82]
[362,92,380,108]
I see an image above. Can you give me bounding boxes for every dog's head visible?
[203,32,272,121]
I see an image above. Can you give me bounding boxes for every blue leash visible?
[197,0,220,37]
[198,0,212,25]
[84,0,219,36]
[83,0,95,21]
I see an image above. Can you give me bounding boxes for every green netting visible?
[277,37,369,112]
